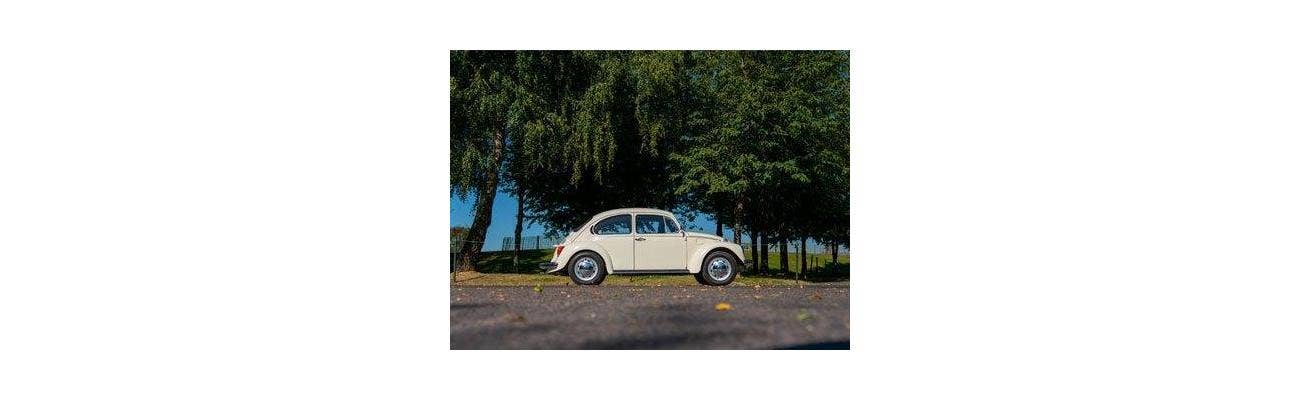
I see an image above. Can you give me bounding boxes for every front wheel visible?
[567,252,606,285]
[698,250,737,286]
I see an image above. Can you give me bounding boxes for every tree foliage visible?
[451,50,849,269]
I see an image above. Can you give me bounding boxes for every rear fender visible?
[549,242,614,274]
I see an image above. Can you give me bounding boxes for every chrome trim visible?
[611,269,690,275]
[573,256,599,281]
[707,257,732,281]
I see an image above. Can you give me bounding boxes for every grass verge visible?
[450,271,844,286]
[455,249,850,275]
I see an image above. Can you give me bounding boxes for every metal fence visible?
[493,235,847,255]
[454,235,846,255]
[742,240,848,256]
[500,235,565,251]
[740,241,850,273]
[449,238,483,254]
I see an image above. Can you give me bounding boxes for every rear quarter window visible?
[591,214,632,235]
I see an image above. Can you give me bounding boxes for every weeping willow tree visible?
[452,51,687,268]
[450,51,515,269]
[514,51,690,233]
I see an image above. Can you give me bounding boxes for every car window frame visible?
[633,213,679,236]
[590,214,633,236]
[665,216,681,233]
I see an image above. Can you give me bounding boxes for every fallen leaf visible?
[715,302,732,311]
[533,284,543,293]
[797,309,812,322]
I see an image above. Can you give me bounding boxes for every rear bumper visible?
[538,262,561,273]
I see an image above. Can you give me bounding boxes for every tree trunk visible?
[456,128,505,271]
[800,236,808,274]
[732,201,744,244]
[715,219,724,236]
[749,229,759,274]
[779,240,789,273]
[831,241,839,266]
[759,232,769,270]
[512,191,524,269]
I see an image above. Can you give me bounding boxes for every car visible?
[539,208,747,286]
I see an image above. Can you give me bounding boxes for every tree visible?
[790,50,850,271]
[501,51,581,266]
[673,51,844,275]
[451,50,849,275]
[450,51,516,270]
[517,51,690,233]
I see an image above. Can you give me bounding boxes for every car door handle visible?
[634,237,646,241]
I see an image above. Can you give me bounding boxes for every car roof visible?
[586,208,673,222]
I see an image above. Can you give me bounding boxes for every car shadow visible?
[776,341,849,350]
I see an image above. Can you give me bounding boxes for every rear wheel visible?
[698,250,737,286]
[567,252,606,285]
[693,272,707,285]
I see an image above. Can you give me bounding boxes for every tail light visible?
[555,245,565,258]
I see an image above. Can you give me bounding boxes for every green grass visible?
[452,248,851,283]
[457,248,848,273]
[465,249,554,273]
[749,250,849,275]
[450,271,832,286]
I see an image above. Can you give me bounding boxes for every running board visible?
[611,269,691,275]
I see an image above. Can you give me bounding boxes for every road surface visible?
[451,284,849,349]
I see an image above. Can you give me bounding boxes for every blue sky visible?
[451,190,728,251]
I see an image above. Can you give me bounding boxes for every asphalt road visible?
[451,284,849,349]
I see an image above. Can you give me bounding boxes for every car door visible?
[589,214,635,271]
[633,213,687,270]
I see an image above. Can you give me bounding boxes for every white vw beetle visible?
[540,208,746,285]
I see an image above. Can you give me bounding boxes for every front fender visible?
[687,242,746,274]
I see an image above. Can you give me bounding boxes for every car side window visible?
[665,217,680,233]
[636,214,670,234]
[592,214,632,235]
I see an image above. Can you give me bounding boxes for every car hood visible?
[685,232,725,241]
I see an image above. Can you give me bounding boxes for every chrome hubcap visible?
[707,257,732,281]
[574,257,598,281]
